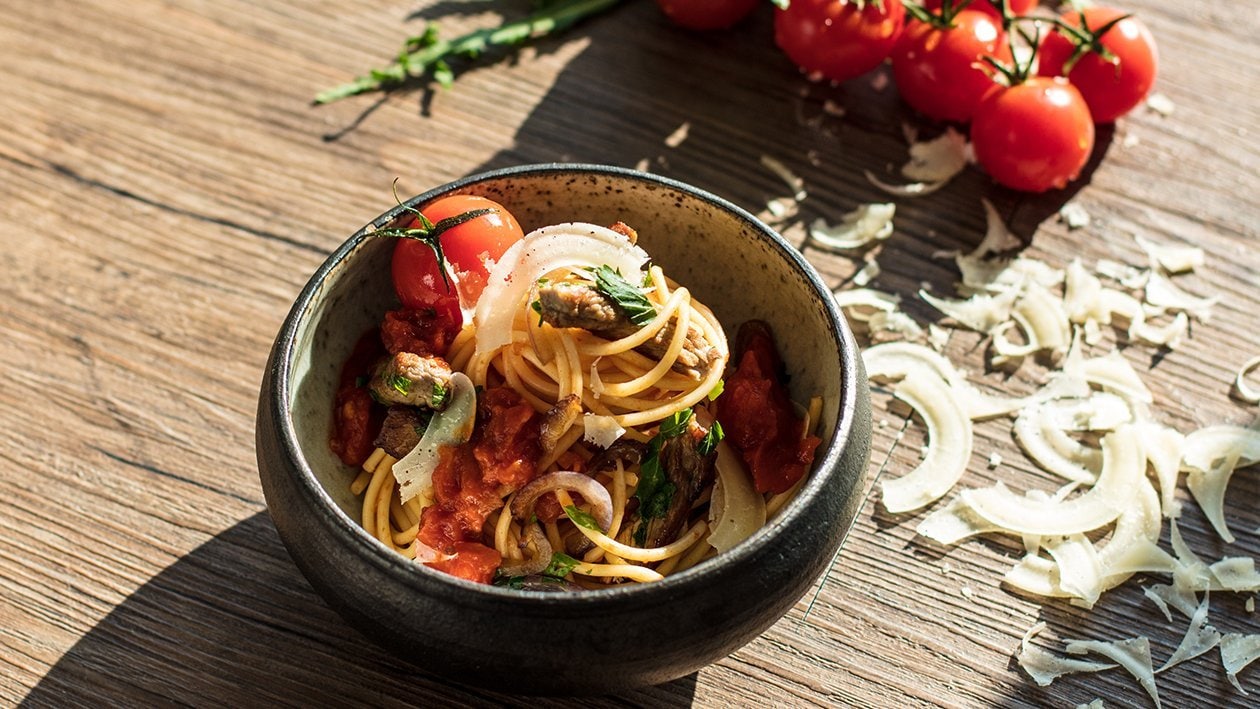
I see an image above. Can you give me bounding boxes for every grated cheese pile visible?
[823,199,1259,703]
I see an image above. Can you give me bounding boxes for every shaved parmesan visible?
[1186,447,1243,543]
[583,413,625,449]
[867,310,924,341]
[880,369,973,513]
[1133,422,1185,517]
[809,203,895,251]
[917,497,1003,544]
[1060,202,1092,230]
[852,258,881,287]
[1096,259,1150,289]
[1231,354,1260,405]
[707,442,766,553]
[1182,424,1260,472]
[1210,557,1260,592]
[901,127,969,183]
[1017,623,1117,686]
[833,287,901,321]
[1045,534,1105,607]
[961,425,1143,536]
[1145,272,1219,322]
[1221,633,1260,694]
[863,169,949,197]
[1156,592,1221,673]
[1065,637,1160,709]
[1135,235,1204,275]
[920,286,1021,333]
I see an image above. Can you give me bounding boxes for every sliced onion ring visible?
[497,523,553,577]
[511,471,614,532]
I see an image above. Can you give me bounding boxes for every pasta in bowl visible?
[256,164,871,693]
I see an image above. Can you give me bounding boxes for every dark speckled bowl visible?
[255,164,871,694]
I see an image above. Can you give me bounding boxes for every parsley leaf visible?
[543,552,580,579]
[564,505,603,532]
[707,379,725,401]
[593,265,656,326]
[431,382,448,408]
[698,420,724,457]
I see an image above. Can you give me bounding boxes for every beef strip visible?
[536,282,720,379]
[369,351,454,409]
[640,417,717,549]
[539,394,583,455]
[374,406,426,458]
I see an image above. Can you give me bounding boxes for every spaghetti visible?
[331,214,821,589]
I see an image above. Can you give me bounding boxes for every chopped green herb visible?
[431,382,448,408]
[543,552,580,579]
[387,373,411,396]
[493,574,526,589]
[659,408,693,439]
[707,380,725,401]
[698,420,724,456]
[593,265,656,326]
[564,505,602,532]
[530,298,544,326]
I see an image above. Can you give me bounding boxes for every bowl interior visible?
[288,166,846,537]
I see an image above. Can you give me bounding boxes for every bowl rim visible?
[269,162,866,607]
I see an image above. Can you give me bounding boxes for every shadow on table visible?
[20,512,698,708]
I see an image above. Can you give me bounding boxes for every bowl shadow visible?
[20,512,698,707]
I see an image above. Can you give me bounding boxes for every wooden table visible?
[3,1,1258,706]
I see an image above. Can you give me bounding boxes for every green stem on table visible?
[314,0,627,104]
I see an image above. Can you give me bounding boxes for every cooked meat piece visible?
[640,418,717,548]
[586,439,646,475]
[539,394,583,455]
[369,351,454,409]
[608,221,638,244]
[537,282,720,379]
[374,406,427,458]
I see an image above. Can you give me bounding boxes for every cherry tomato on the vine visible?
[775,0,906,84]
[891,7,1011,122]
[1038,7,1158,123]
[924,0,1037,23]
[655,0,760,30]
[391,195,524,319]
[970,77,1095,192]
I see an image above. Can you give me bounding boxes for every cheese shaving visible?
[1144,272,1219,322]
[961,425,1142,536]
[901,127,969,183]
[1186,447,1243,544]
[809,203,895,251]
[1209,557,1260,592]
[1182,424,1260,472]
[1016,622,1117,687]
[582,413,625,449]
[1231,354,1260,405]
[880,369,973,513]
[1155,592,1221,673]
[863,169,949,197]
[1220,633,1260,694]
[1059,203,1092,230]
[1065,637,1160,709]
[1134,235,1204,275]
[1133,422,1185,517]
[920,287,1021,333]
[917,497,1003,544]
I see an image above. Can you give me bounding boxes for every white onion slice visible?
[707,441,767,553]
[392,372,477,506]
[474,223,649,354]
[880,369,972,513]
[961,425,1142,536]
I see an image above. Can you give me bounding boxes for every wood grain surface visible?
[2,0,1258,706]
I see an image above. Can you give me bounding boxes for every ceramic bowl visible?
[255,163,872,694]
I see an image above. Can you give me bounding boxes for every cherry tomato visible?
[775,0,906,84]
[925,0,1038,22]
[970,77,1095,192]
[391,195,524,315]
[655,0,760,30]
[891,8,1011,122]
[1038,7,1158,123]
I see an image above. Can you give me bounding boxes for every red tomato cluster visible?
[652,0,1158,193]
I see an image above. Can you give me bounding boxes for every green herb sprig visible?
[593,265,656,326]
[315,0,627,104]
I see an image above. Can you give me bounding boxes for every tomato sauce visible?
[380,306,460,358]
[329,330,386,466]
[414,386,542,583]
[717,322,820,495]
